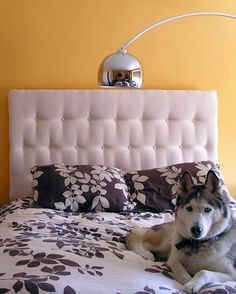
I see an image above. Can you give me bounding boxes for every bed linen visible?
[5,89,232,293]
[1,198,236,294]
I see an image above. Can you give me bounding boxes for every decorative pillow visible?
[31,164,134,212]
[125,161,230,213]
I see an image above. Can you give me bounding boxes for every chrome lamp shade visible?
[98,49,143,88]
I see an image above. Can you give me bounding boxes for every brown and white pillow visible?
[125,161,230,213]
[31,164,134,212]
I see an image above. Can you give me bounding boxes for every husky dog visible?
[126,170,236,293]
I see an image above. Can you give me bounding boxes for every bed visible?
[1,89,236,294]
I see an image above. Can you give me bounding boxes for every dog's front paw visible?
[183,280,201,293]
[141,251,155,261]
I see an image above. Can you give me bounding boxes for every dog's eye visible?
[204,207,212,213]
[186,206,193,212]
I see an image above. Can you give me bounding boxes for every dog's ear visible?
[178,171,194,195]
[204,170,221,193]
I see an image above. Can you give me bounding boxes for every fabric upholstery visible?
[31,164,133,212]
[125,161,229,213]
[9,89,218,199]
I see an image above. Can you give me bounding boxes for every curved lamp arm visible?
[98,11,236,88]
[120,12,236,51]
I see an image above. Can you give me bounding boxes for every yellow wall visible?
[1,0,236,206]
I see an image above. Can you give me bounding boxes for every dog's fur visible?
[126,170,236,293]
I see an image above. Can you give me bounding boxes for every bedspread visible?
[0,198,236,294]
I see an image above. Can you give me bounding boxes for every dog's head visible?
[175,170,231,240]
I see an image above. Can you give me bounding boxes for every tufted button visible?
[35,118,39,121]
[165,118,169,123]
[128,145,132,149]
[140,117,143,122]
[204,145,207,149]
[179,145,183,149]
[61,117,65,121]
[192,118,195,123]
[23,146,26,149]
[87,117,91,121]
[153,145,157,149]
[75,145,79,149]
[101,146,104,150]
[114,118,117,122]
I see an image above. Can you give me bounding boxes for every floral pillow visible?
[31,164,134,212]
[125,161,230,213]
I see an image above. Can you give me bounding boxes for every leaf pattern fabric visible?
[125,161,231,212]
[31,164,135,212]
[0,198,236,293]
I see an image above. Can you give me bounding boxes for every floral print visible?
[0,198,236,293]
[31,164,135,213]
[125,161,231,213]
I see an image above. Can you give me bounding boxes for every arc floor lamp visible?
[98,12,236,88]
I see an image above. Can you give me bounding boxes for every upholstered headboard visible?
[9,89,218,199]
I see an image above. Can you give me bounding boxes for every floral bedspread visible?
[0,198,236,294]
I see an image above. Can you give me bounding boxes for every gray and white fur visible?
[126,170,236,293]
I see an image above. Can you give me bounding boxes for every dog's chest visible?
[178,238,235,274]
[178,241,219,273]
[182,240,211,257]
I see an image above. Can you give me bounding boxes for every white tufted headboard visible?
[9,89,218,199]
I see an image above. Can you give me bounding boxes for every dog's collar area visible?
[175,232,225,253]
[175,239,192,251]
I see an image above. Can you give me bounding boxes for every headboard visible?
[9,89,218,199]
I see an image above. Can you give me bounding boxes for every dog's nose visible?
[191,225,203,238]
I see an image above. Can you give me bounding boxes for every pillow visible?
[125,161,230,213]
[31,164,134,212]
